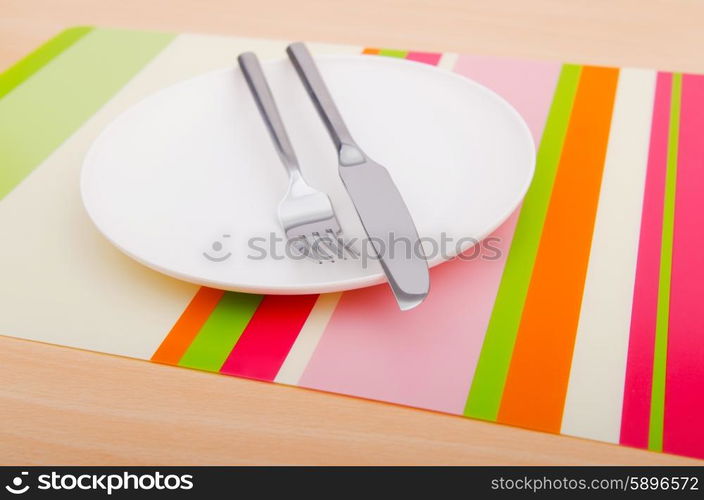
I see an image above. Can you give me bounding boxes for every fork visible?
[238,52,354,262]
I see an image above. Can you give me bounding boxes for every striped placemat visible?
[1,27,702,461]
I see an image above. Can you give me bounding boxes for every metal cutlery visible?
[238,52,354,262]
[286,42,430,310]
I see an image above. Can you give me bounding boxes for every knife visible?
[286,42,430,310]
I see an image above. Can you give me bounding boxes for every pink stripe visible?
[406,51,442,66]
[453,55,565,144]
[298,56,560,413]
[299,213,519,413]
[663,74,704,459]
[220,295,318,381]
[620,72,672,448]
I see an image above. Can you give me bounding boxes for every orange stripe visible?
[151,286,225,364]
[363,48,380,55]
[497,66,619,432]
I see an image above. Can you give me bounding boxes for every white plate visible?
[81,55,535,294]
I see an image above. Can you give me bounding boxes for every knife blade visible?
[286,42,430,310]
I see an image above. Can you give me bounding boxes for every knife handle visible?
[238,52,303,181]
[286,42,359,156]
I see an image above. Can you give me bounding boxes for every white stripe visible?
[307,41,363,56]
[438,53,459,71]
[275,293,342,384]
[0,33,360,359]
[561,68,657,442]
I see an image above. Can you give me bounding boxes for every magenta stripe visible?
[620,72,672,449]
[298,56,560,414]
[220,295,318,381]
[663,74,704,459]
[406,51,442,66]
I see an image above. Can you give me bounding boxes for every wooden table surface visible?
[1,0,702,465]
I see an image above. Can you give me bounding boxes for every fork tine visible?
[327,229,359,259]
[289,236,307,259]
[291,236,320,263]
[305,234,332,262]
[315,230,343,261]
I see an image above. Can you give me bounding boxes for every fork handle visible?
[238,52,302,180]
[286,42,359,154]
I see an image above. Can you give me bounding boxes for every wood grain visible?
[1,336,698,465]
[1,0,702,465]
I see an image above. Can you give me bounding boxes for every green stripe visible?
[648,72,681,452]
[0,26,93,100]
[179,292,263,372]
[0,28,174,201]
[378,49,408,58]
[464,64,582,420]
